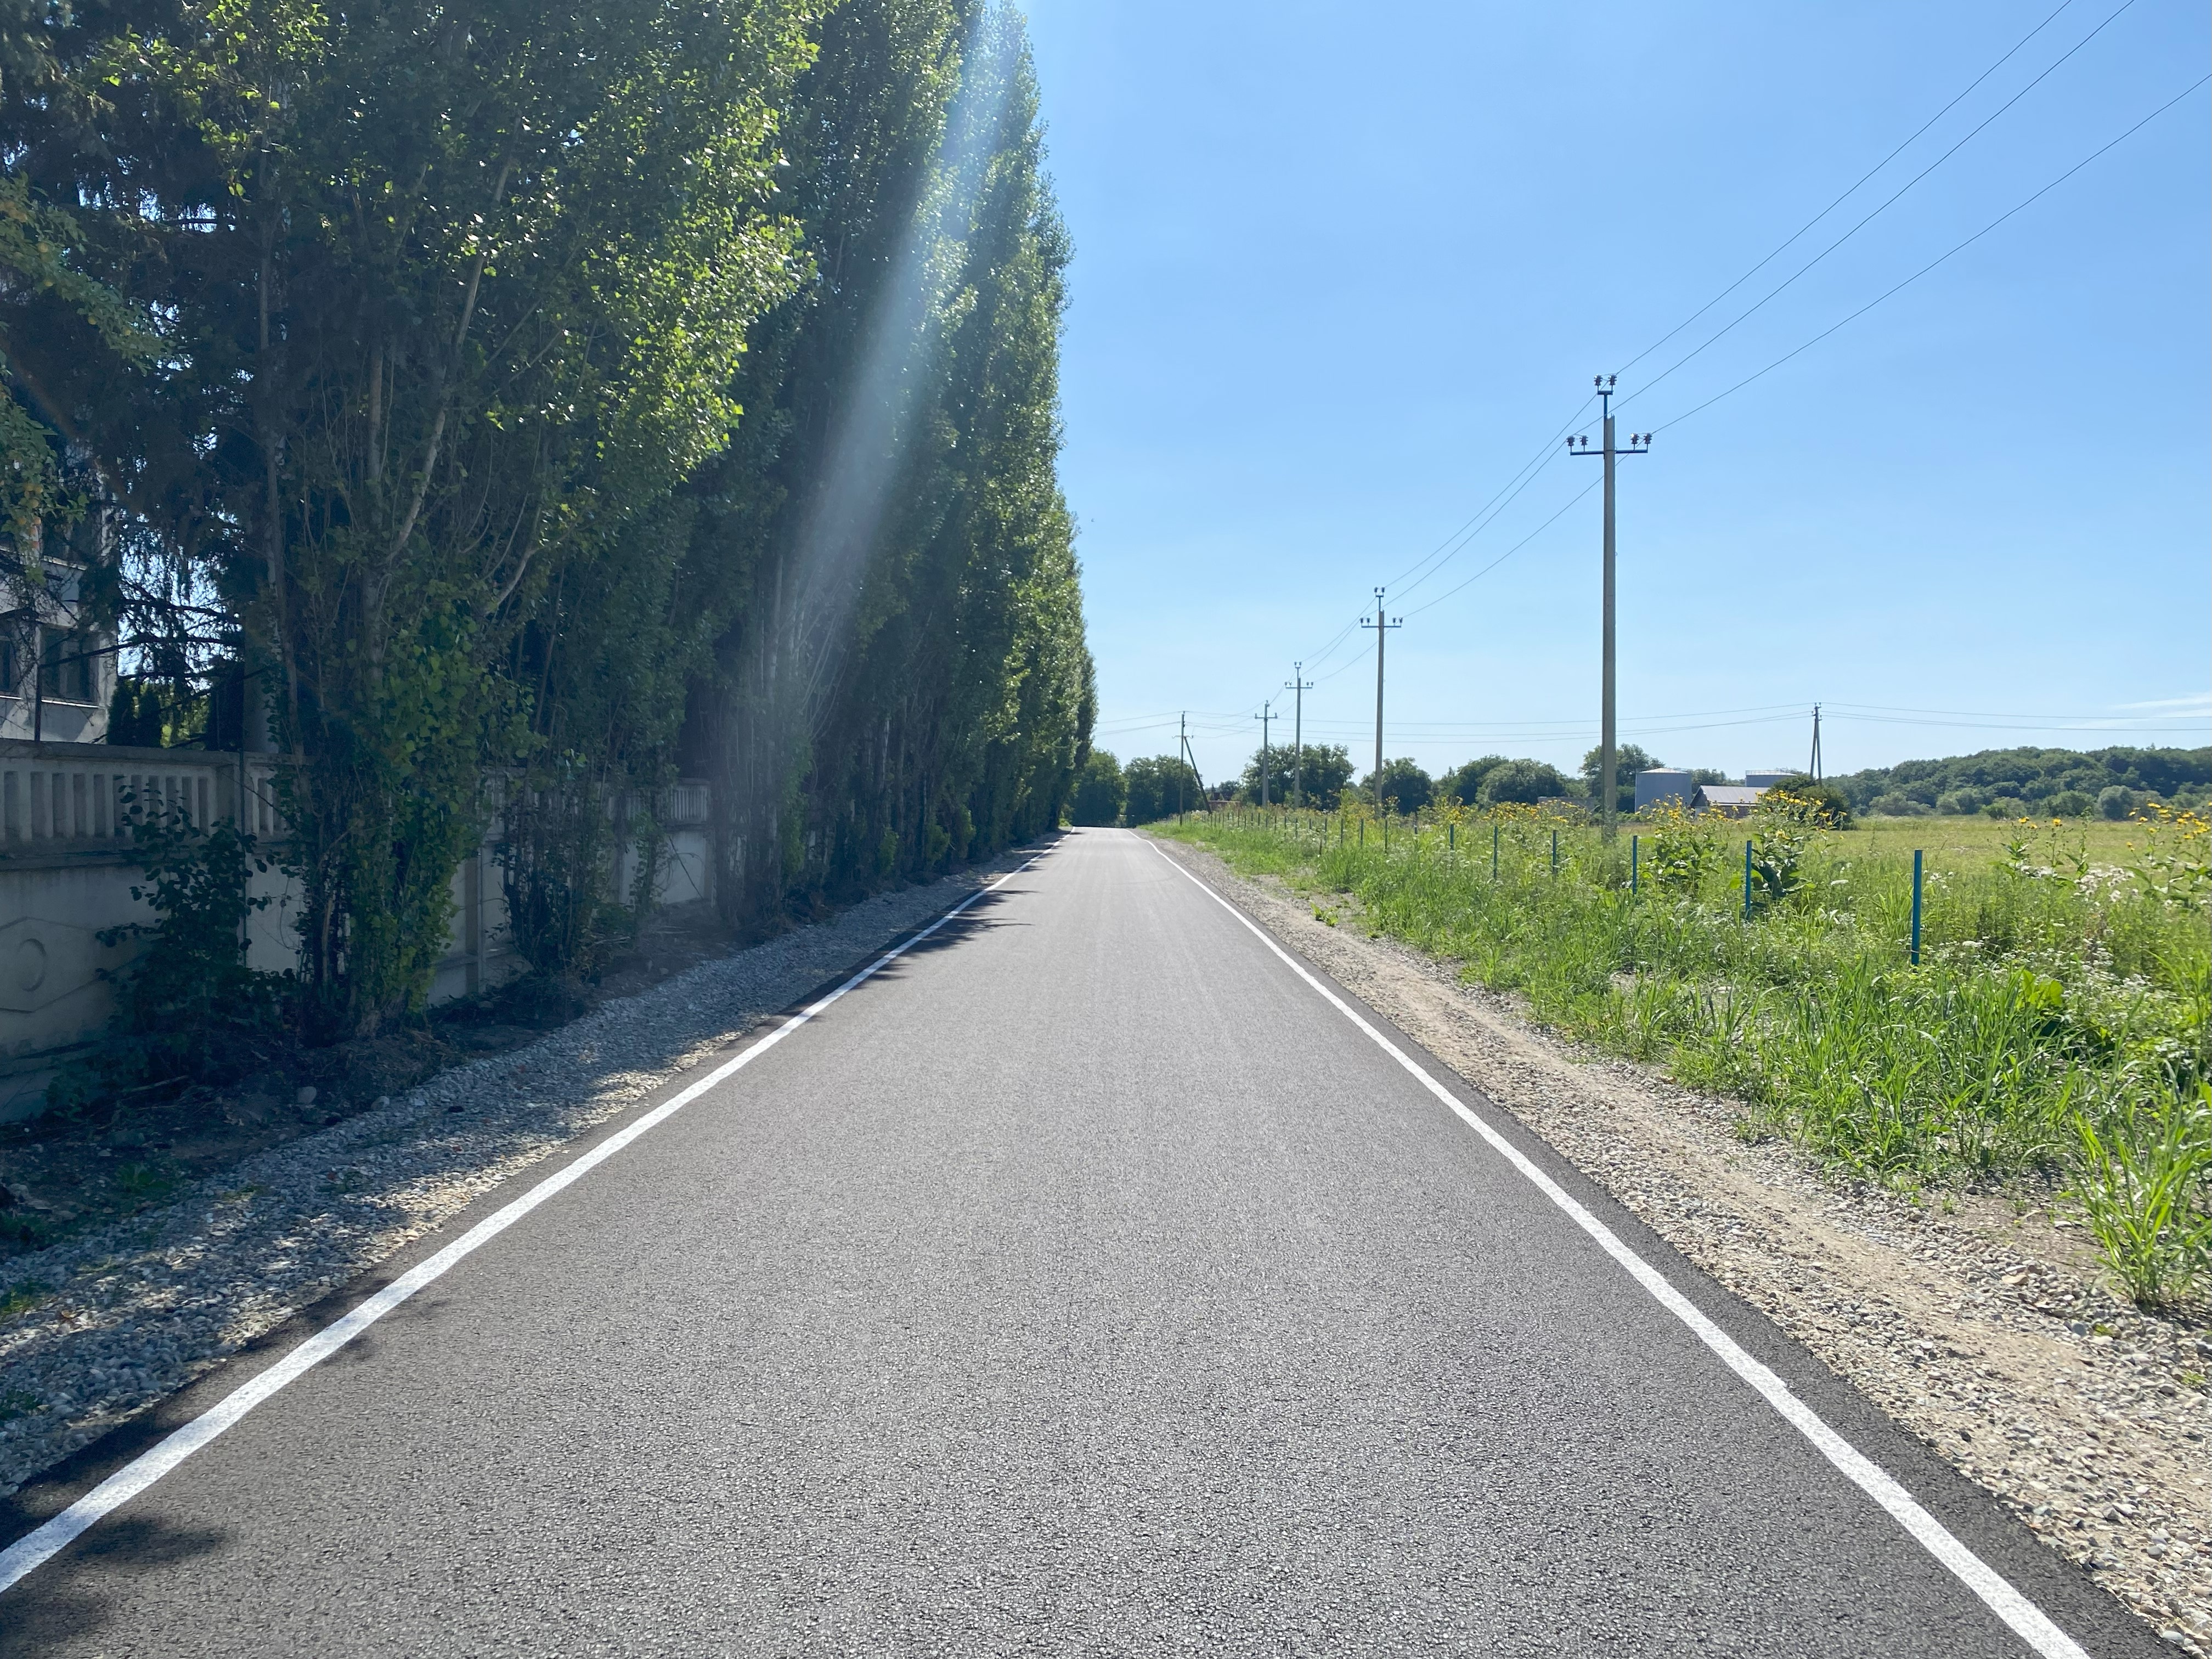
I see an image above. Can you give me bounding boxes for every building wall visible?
[1635,769,1697,812]
[0,741,710,1120]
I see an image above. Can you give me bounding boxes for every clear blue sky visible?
[1019,1,2211,788]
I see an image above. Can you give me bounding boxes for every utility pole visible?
[1254,702,1273,806]
[1178,712,1206,814]
[1809,703,1823,781]
[1570,376,1650,839]
[1177,712,1189,819]
[1284,665,1314,808]
[1361,589,1401,801]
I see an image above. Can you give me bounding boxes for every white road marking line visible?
[1146,836,2090,1659]
[0,859,1037,1598]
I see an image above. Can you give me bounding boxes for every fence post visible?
[1743,839,1753,919]
[1492,823,1499,881]
[1910,848,1924,965]
[1630,833,1638,897]
[1551,827,1559,875]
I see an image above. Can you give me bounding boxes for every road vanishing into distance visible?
[0,831,2166,1656]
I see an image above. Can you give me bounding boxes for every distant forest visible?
[1827,746,2212,819]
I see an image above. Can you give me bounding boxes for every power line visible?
[1650,72,2211,436]
[1384,396,1595,600]
[1356,2,2119,644]
[1612,0,2086,381]
[1618,0,2146,417]
[1404,477,1600,617]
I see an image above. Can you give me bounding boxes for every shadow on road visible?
[0,1510,228,1657]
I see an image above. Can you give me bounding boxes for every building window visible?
[40,629,99,705]
[0,630,18,698]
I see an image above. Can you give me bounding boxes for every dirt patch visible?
[1154,835,2212,1654]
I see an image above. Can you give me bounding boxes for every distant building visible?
[1743,769,1799,789]
[1697,785,1767,817]
[1635,769,1697,812]
[1635,767,1779,818]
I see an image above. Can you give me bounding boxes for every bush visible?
[2048,789,2095,818]
[1070,751,1125,826]
[1936,788,1985,816]
[1759,776,1852,828]
[1869,792,1929,817]
[53,809,289,1110]
[1479,758,1569,806]
[2098,785,2138,821]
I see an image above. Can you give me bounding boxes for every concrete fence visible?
[0,740,713,1120]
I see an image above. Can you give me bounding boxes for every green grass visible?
[1161,803,2212,1307]
[0,1279,52,1321]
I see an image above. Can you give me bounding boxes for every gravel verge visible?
[1153,835,2212,1655]
[0,854,1032,1496]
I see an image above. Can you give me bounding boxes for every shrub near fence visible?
[1163,802,2212,1308]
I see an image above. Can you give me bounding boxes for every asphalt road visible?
[0,829,2163,1655]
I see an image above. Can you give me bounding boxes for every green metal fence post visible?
[1910,848,1924,965]
[1492,823,1499,881]
[1743,839,1753,919]
[1630,833,1638,897]
[1551,828,1559,875]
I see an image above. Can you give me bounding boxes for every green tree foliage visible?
[685,2,1091,920]
[1478,758,1569,806]
[1069,750,1125,826]
[1236,741,1350,807]
[1122,754,1202,824]
[1367,757,1431,814]
[1578,742,1662,814]
[1287,742,1355,809]
[1437,754,1508,806]
[1832,747,2212,816]
[8,0,1091,1036]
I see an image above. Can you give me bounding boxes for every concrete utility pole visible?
[1254,702,1273,805]
[1178,713,1205,814]
[1570,376,1650,839]
[1284,665,1314,808]
[1177,712,1188,819]
[1361,589,1401,800]
[1809,703,1823,781]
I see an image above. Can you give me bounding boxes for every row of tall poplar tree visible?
[1,0,1094,1037]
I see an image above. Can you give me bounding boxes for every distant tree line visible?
[1089,740,2212,827]
[2,0,1092,1035]
[1829,747,2212,819]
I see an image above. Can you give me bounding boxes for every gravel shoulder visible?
[1152,834,2212,1655]
[0,853,1034,1496]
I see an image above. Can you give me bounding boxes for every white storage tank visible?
[1635,769,1697,812]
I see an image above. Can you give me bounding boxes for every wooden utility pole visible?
[1361,589,1401,800]
[1570,376,1649,839]
[1254,702,1273,806]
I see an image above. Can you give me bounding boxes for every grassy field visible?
[1158,802,2212,1308]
